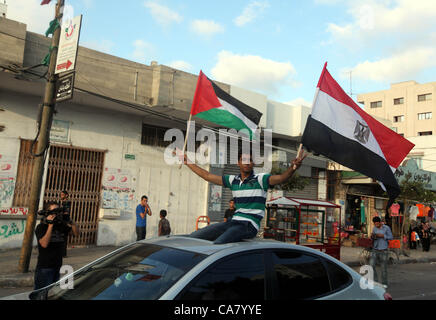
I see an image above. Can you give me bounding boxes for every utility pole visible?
[18,0,64,273]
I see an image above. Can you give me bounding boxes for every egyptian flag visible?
[190,71,263,139]
[302,63,415,210]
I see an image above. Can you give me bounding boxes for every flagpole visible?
[179,113,193,169]
[293,144,303,170]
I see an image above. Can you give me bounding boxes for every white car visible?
[3,236,391,300]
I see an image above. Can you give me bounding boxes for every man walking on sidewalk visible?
[369,216,393,288]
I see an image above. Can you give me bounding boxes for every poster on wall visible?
[0,153,18,209]
[209,185,222,212]
[50,119,71,143]
[102,168,135,211]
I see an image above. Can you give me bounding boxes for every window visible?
[418,93,432,102]
[394,97,404,105]
[42,244,206,300]
[418,112,432,120]
[393,115,404,123]
[370,101,382,108]
[419,131,432,136]
[141,124,172,147]
[178,252,266,300]
[271,250,331,299]
[323,259,352,291]
[391,127,398,133]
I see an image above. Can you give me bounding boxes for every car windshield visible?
[31,243,206,300]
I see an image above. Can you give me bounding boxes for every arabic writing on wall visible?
[0,178,15,208]
[0,220,25,240]
[0,207,28,216]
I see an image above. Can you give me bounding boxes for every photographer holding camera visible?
[34,201,79,290]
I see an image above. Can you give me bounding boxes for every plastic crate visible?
[389,239,401,249]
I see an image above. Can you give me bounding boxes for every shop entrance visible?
[43,144,105,246]
[346,195,366,232]
[12,140,105,246]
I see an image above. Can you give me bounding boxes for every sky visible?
[6,0,436,108]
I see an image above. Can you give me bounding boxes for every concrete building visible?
[357,80,436,171]
[357,80,436,138]
[0,17,328,249]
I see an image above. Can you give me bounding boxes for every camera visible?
[38,207,70,226]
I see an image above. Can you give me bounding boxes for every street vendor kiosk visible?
[264,196,342,260]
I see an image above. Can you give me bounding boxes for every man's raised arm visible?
[180,152,223,186]
[269,146,307,186]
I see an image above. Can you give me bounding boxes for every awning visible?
[267,197,300,206]
[267,196,340,208]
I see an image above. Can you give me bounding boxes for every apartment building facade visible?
[357,81,436,138]
[357,81,436,171]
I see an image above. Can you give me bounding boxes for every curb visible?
[345,256,436,269]
[0,274,33,288]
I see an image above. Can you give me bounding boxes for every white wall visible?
[0,91,209,248]
[230,85,268,128]
[0,219,38,249]
[266,100,293,136]
[407,135,436,172]
[266,101,311,137]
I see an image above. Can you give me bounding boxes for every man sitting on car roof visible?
[180,146,306,244]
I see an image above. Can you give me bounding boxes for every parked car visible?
[3,236,391,300]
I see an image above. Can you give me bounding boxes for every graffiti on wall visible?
[208,185,222,212]
[102,168,135,211]
[0,207,28,216]
[0,220,25,240]
[0,154,18,208]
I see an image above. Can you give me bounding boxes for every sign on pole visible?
[55,71,75,103]
[55,15,82,74]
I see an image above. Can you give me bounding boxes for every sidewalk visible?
[340,244,436,267]
[1,242,436,288]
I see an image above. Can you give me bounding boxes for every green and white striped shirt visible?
[222,172,271,231]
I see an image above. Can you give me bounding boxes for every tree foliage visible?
[397,172,436,250]
[399,172,436,203]
[270,164,310,192]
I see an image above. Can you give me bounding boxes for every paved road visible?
[1,263,436,299]
[386,262,436,300]
[0,287,32,298]
[353,262,436,300]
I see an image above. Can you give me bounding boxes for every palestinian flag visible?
[302,63,415,209]
[190,71,263,139]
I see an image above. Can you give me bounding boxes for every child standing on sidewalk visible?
[158,210,171,236]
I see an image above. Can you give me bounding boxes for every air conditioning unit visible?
[100,208,121,219]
